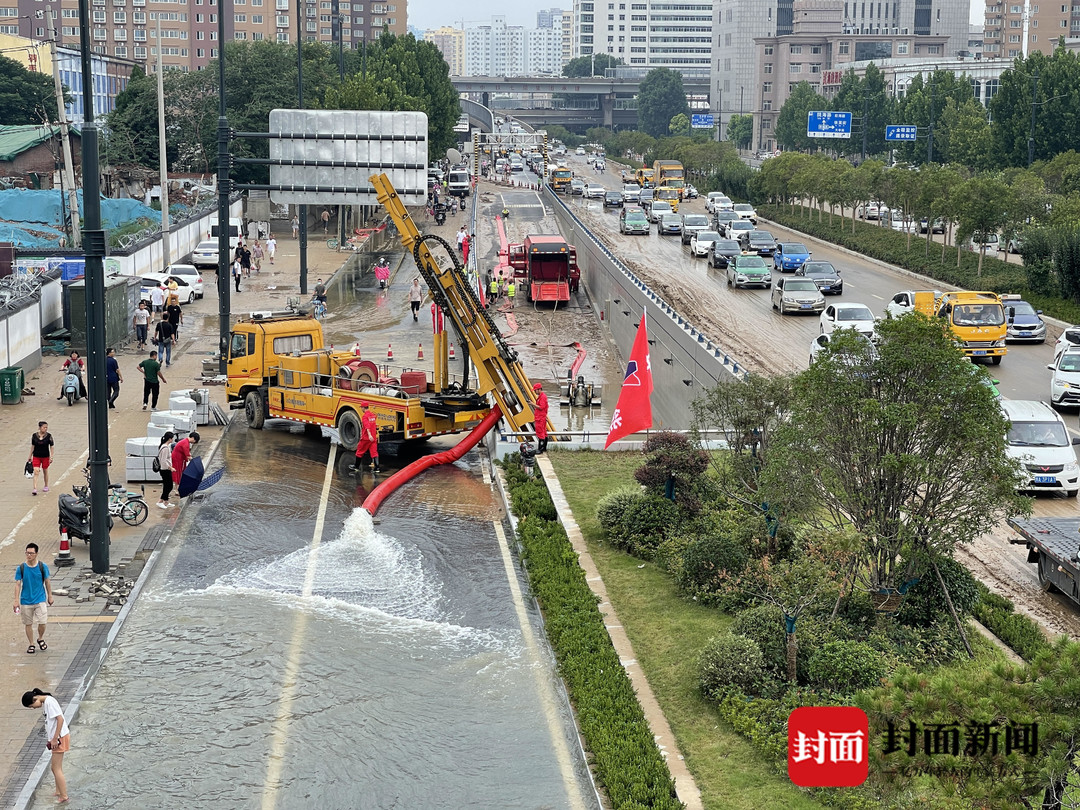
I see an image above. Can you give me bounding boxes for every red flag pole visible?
[605,313,654,448]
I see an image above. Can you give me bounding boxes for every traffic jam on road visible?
[552,144,1080,630]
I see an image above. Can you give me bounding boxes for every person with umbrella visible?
[171,432,200,486]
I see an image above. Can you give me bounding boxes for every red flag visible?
[605,313,654,448]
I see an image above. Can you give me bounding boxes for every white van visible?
[1001,400,1080,497]
[209,217,243,250]
[447,170,471,197]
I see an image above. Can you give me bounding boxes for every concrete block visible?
[125,436,160,458]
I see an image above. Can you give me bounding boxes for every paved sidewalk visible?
[0,233,354,803]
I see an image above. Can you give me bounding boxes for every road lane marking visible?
[871,293,884,300]
[491,517,587,810]
[260,448,336,810]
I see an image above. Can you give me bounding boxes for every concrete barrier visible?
[545,187,747,429]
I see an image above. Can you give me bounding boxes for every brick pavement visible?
[0,232,355,803]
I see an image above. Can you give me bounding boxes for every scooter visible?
[459,197,466,211]
[60,367,82,406]
[433,204,447,226]
[374,259,390,290]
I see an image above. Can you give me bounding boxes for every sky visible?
[408,3,544,32]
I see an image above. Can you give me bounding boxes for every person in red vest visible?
[350,402,380,474]
[533,382,549,454]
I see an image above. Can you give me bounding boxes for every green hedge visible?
[758,204,1080,324]
[970,582,1052,662]
[502,458,684,810]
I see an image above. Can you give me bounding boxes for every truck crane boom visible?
[370,172,547,436]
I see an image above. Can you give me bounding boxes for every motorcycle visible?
[433,204,447,226]
[60,367,83,406]
[459,197,466,211]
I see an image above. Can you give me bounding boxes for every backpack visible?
[152,456,161,473]
[19,562,45,590]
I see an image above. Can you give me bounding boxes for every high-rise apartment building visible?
[5,0,406,73]
[536,7,562,28]
[572,0,711,72]
[424,24,464,75]
[464,15,562,75]
[983,0,1079,58]
[561,10,572,66]
[713,0,968,138]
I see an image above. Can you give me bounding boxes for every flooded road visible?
[47,424,598,809]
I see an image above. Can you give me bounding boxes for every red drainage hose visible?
[362,405,504,517]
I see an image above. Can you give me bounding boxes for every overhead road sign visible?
[885,125,918,142]
[691,113,715,129]
[268,110,428,206]
[806,111,852,139]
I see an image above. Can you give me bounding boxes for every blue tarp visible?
[0,189,162,249]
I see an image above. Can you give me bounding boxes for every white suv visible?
[1048,349,1080,409]
[1001,400,1080,497]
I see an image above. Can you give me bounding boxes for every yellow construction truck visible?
[936,291,1008,364]
[635,167,655,188]
[549,165,573,193]
[653,159,685,199]
[227,174,548,448]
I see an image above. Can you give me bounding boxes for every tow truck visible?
[506,234,581,303]
[1009,517,1080,607]
[227,174,548,449]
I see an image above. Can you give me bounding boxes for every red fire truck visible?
[507,235,581,303]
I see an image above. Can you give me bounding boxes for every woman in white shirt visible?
[22,688,70,803]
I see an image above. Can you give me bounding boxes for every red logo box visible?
[788,706,870,787]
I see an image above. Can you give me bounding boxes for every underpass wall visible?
[545,189,747,429]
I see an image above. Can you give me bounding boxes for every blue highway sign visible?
[885,125,918,142]
[691,113,715,129]
[807,111,852,139]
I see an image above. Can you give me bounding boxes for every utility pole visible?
[297,4,308,295]
[156,14,171,268]
[927,74,935,164]
[216,0,232,373]
[76,0,110,573]
[1027,70,1038,167]
[861,93,869,161]
[45,8,80,249]
[334,0,345,248]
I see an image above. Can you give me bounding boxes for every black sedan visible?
[796,260,843,295]
[707,238,742,268]
[603,190,624,207]
[740,229,777,257]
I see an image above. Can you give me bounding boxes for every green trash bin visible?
[0,366,24,405]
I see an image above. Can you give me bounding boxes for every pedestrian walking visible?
[462,233,471,265]
[456,226,466,253]
[409,277,423,321]
[533,382,549,453]
[171,431,200,486]
[267,235,276,264]
[241,243,252,278]
[149,283,165,314]
[28,421,53,494]
[105,348,122,409]
[166,298,183,339]
[232,259,243,293]
[488,275,499,304]
[132,301,150,349]
[251,240,263,272]
[507,279,516,307]
[291,215,299,239]
[349,402,380,473]
[138,350,166,410]
[321,209,330,234]
[21,688,69,803]
[154,314,175,367]
[233,241,244,263]
[156,431,175,509]
[14,543,53,653]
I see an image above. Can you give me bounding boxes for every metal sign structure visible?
[690,113,715,129]
[806,111,853,139]
[885,125,918,142]
[268,110,428,206]
[470,132,549,177]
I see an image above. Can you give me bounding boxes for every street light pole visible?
[216,0,232,373]
[296,2,308,295]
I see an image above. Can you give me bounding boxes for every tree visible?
[937,97,993,170]
[668,113,690,138]
[830,64,895,159]
[990,48,1080,167]
[774,81,829,154]
[637,68,689,138]
[727,114,753,150]
[562,54,621,78]
[954,174,1011,275]
[761,318,1030,652]
[103,66,162,167]
[893,69,978,165]
[0,55,59,125]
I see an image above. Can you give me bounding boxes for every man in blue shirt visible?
[105,347,123,409]
[13,543,53,654]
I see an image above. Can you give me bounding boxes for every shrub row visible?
[756,204,1080,324]
[970,582,1052,662]
[501,458,683,810]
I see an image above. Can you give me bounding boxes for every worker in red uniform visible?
[532,382,549,454]
[349,402,380,474]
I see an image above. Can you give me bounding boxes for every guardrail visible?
[544,186,748,428]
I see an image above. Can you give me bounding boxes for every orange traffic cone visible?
[417,343,424,360]
[54,528,75,568]
[387,343,393,361]
[449,342,456,360]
